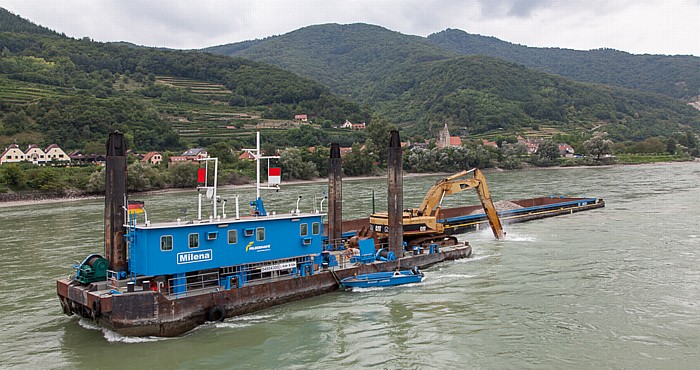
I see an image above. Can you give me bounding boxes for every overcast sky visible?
[1,0,698,56]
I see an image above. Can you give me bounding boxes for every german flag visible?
[128,200,145,214]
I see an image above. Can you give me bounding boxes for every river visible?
[1,163,698,369]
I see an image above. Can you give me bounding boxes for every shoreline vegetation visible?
[1,160,695,209]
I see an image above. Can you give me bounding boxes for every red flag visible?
[269,167,281,185]
[197,168,206,183]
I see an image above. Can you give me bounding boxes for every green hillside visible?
[427,29,700,101]
[204,23,455,101]
[206,23,700,140]
[0,27,367,151]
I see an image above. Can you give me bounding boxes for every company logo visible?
[246,242,271,252]
[177,249,213,264]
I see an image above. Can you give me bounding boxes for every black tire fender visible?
[206,306,225,322]
[91,299,101,318]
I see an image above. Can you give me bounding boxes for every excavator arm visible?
[417,169,504,239]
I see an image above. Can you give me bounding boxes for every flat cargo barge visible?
[335,196,605,236]
[440,196,604,234]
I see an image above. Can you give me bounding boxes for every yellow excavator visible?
[369,169,505,248]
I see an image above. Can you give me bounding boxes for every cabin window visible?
[300,223,308,237]
[188,233,199,249]
[160,235,173,251]
[312,222,320,235]
[228,230,238,244]
[256,227,265,241]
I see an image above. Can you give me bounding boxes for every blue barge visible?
[56,132,603,337]
[56,132,472,337]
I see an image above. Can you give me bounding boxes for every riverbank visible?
[2,160,696,209]
[0,172,447,209]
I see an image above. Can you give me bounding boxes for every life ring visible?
[206,306,225,322]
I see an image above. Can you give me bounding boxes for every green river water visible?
[0,163,699,369]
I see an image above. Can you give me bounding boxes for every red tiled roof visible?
[238,151,255,160]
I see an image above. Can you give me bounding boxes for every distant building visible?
[44,144,70,163]
[437,124,461,148]
[182,148,208,161]
[68,151,105,165]
[558,144,575,158]
[238,151,256,160]
[482,139,498,148]
[517,136,541,154]
[294,114,308,122]
[0,144,25,164]
[25,144,47,164]
[341,120,366,130]
[168,156,190,166]
[141,151,163,165]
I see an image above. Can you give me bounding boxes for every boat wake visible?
[213,314,277,329]
[79,318,173,343]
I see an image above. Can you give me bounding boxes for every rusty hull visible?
[57,245,470,337]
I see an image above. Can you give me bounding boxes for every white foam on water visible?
[454,253,496,263]
[79,318,173,343]
[102,330,172,343]
[427,273,475,280]
[77,318,101,331]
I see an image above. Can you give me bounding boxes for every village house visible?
[182,148,208,161]
[69,151,106,165]
[238,151,256,160]
[25,144,47,164]
[1,143,71,165]
[517,135,541,154]
[482,139,499,148]
[168,156,189,166]
[141,151,163,165]
[44,144,71,163]
[341,120,366,130]
[294,114,308,122]
[0,144,25,164]
[558,144,575,158]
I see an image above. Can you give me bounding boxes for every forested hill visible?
[0,8,59,36]
[0,14,365,151]
[206,23,700,140]
[203,23,455,101]
[427,29,700,101]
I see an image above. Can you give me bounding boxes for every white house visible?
[25,144,47,164]
[44,144,71,163]
[0,144,25,164]
[141,151,163,165]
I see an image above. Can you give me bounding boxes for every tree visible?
[207,142,235,163]
[584,132,613,159]
[279,148,318,180]
[666,137,677,154]
[535,140,560,165]
[364,119,397,165]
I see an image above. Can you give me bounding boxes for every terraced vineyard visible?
[155,76,232,100]
[0,77,66,105]
[150,76,316,143]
